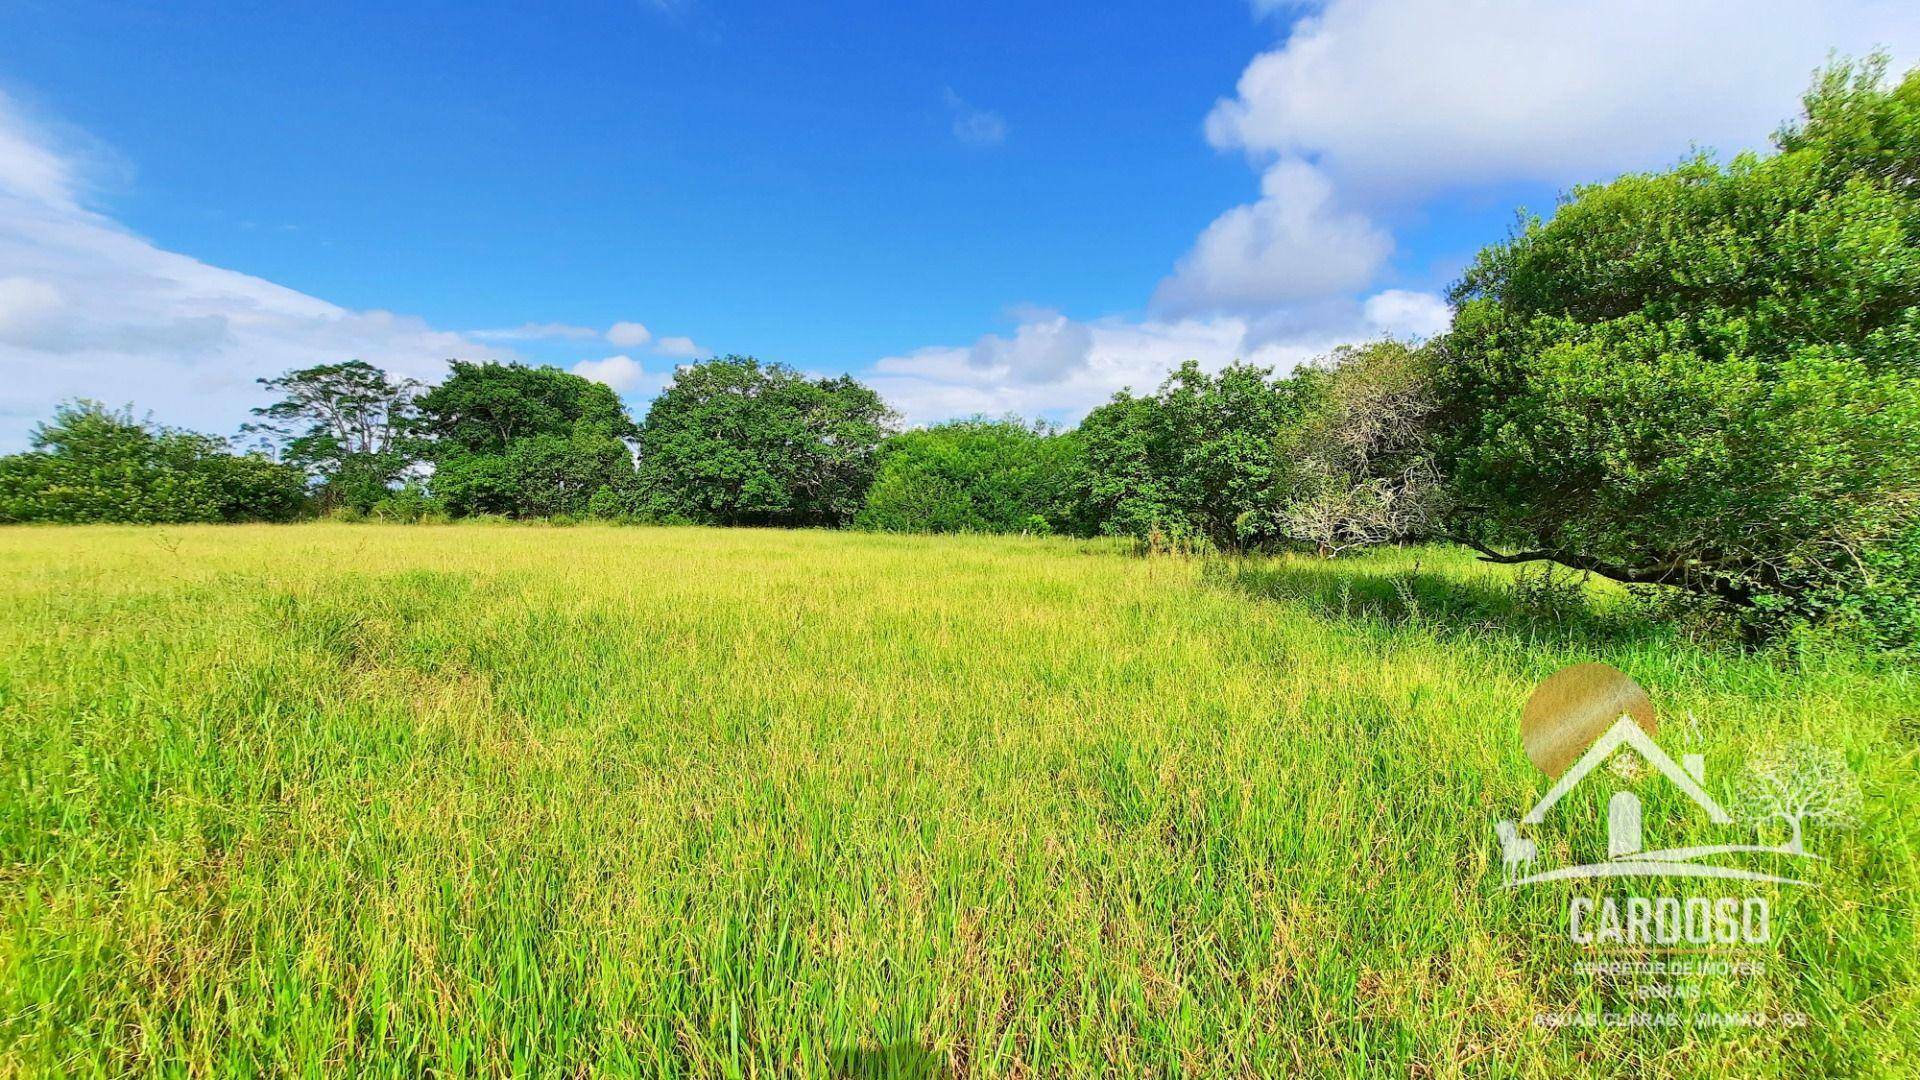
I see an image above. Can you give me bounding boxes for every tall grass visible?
[1,524,1914,1076]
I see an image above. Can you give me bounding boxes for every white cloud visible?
[653,335,702,359]
[606,320,652,348]
[1154,158,1391,315]
[570,354,645,392]
[0,277,65,341]
[0,93,81,211]
[1362,289,1451,339]
[868,310,1374,426]
[864,286,1453,427]
[472,321,599,341]
[966,313,1094,384]
[0,97,506,449]
[943,88,1008,148]
[1209,0,1920,199]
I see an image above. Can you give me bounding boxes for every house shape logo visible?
[1522,715,1731,854]
[1497,665,1817,888]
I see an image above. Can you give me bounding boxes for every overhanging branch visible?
[1448,536,1756,606]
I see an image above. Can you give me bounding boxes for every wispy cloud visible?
[942,88,1007,148]
[471,321,601,341]
[653,335,702,359]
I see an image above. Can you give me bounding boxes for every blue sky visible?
[3,1,1918,446]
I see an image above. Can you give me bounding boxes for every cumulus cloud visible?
[966,312,1095,384]
[1362,289,1451,339]
[653,335,702,359]
[1161,1,1920,316]
[872,1,1920,422]
[570,354,645,392]
[943,88,1008,148]
[866,306,1406,426]
[1210,0,1920,198]
[605,320,652,348]
[0,97,510,449]
[1154,158,1392,316]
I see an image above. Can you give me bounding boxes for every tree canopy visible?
[244,360,422,512]
[636,357,894,527]
[1075,360,1301,550]
[417,361,638,456]
[415,361,641,518]
[855,418,1081,535]
[1437,57,1920,643]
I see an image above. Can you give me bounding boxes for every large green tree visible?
[855,418,1083,535]
[1075,360,1301,550]
[636,357,894,527]
[416,361,637,455]
[1437,57,1920,643]
[416,362,640,518]
[245,360,422,512]
[0,402,308,524]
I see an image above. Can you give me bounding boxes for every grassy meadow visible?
[1,523,1916,1076]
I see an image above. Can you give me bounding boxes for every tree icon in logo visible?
[1731,744,1863,855]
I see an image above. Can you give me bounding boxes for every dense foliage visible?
[1074,360,1300,550]
[635,356,894,527]
[416,361,638,455]
[855,419,1081,534]
[1437,57,1920,644]
[417,362,641,518]
[0,402,308,524]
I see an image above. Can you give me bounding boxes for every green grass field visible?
[1,524,1915,1076]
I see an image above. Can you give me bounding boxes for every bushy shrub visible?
[197,451,314,523]
[369,482,447,523]
[500,421,637,518]
[1075,360,1300,550]
[0,402,309,524]
[855,418,1081,534]
[428,451,516,517]
[417,362,641,519]
[586,483,644,521]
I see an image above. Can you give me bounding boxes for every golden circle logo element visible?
[1520,662,1655,778]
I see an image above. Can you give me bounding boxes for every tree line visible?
[3,59,1916,647]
